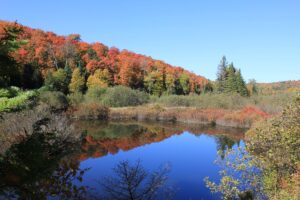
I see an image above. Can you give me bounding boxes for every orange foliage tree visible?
[1,20,210,94]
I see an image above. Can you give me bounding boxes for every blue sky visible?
[1,0,299,82]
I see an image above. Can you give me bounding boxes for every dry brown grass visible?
[109,104,270,128]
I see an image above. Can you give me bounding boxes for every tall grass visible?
[151,93,296,114]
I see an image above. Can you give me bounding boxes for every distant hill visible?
[0,20,209,94]
[257,80,300,94]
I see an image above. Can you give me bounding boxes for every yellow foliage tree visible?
[69,68,85,93]
[87,69,110,89]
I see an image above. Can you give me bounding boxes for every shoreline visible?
[108,105,270,129]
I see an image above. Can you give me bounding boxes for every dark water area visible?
[0,121,246,200]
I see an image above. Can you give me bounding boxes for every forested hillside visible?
[0,20,210,95]
[257,80,300,94]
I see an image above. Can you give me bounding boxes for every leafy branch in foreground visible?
[205,93,300,200]
[204,147,265,200]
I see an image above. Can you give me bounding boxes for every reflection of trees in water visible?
[98,160,174,200]
[215,135,241,159]
[0,132,89,200]
[77,121,245,161]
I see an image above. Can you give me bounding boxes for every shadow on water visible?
[0,120,246,199]
[0,130,92,199]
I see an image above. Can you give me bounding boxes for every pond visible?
[0,121,246,200]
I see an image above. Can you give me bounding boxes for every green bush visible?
[85,86,107,102]
[39,91,68,111]
[0,90,37,112]
[0,86,21,98]
[68,92,84,106]
[246,94,300,199]
[101,86,149,107]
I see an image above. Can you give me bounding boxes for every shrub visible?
[0,86,20,98]
[245,94,300,199]
[68,92,84,106]
[72,102,109,120]
[153,94,249,109]
[85,86,107,102]
[39,91,68,111]
[154,95,191,107]
[0,90,37,112]
[101,86,149,107]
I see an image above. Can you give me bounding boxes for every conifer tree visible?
[216,56,228,92]
[64,65,72,85]
[236,69,249,96]
[224,63,238,93]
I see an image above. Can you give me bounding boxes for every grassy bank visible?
[109,105,270,128]
[150,93,295,114]
[1,85,297,129]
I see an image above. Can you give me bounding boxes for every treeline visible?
[0,20,210,96]
[257,80,300,95]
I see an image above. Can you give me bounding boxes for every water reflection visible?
[98,160,172,200]
[0,132,89,199]
[0,121,246,199]
[75,121,245,161]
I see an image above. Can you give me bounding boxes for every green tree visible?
[216,56,228,92]
[224,63,238,93]
[144,70,164,96]
[0,22,25,87]
[236,69,249,96]
[69,68,85,93]
[45,69,69,93]
[165,74,176,95]
[64,65,72,84]
[179,74,190,95]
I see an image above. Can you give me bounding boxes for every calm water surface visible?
[0,121,246,200]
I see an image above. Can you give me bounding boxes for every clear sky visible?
[1,0,299,82]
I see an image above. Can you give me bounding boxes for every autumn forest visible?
[0,14,299,200]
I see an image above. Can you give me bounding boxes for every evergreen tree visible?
[216,56,228,92]
[224,63,238,93]
[69,68,85,93]
[236,69,249,96]
[64,65,72,85]
[0,22,25,87]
